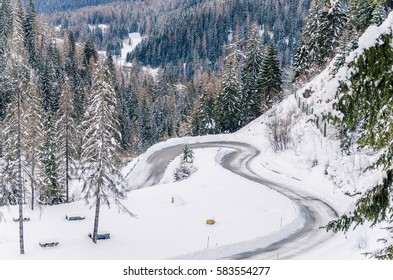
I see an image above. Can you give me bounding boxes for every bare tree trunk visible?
[92,195,101,244]
[17,89,25,255]
[31,154,34,210]
[65,117,69,203]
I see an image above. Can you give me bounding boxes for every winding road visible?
[132,140,338,259]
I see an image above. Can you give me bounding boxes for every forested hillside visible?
[48,0,312,78]
[291,0,393,259]
[27,0,120,14]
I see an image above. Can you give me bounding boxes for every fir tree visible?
[370,3,387,26]
[351,0,374,34]
[24,0,38,69]
[56,76,77,203]
[81,57,134,244]
[138,97,153,152]
[41,109,62,205]
[196,88,217,135]
[260,42,283,108]
[217,41,242,133]
[0,0,12,57]
[328,32,393,260]
[241,22,264,124]
[10,0,27,63]
[293,0,348,80]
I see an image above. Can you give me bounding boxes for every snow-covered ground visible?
[0,99,385,259]
[116,32,144,67]
[0,147,298,259]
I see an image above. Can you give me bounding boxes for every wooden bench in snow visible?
[13,217,30,222]
[66,214,85,221]
[39,240,59,248]
[88,232,110,240]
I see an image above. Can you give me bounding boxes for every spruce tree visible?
[351,0,374,34]
[81,57,134,244]
[241,22,264,124]
[260,42,283,108]
[293,0,348,80]
[370,3,387,26]
[139,97,153,152]
[217,41,242,133]
[328,31,393,260]
[24,0,38,69]
[41,109,62,205]
[57,77,77,203]
[0,0,12,57]
[197,88,217,135]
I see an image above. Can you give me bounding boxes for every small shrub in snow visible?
[266,111,294,152]
[174,163,195,181]
[173,145,197,182]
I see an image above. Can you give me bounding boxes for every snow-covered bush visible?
[173,145,196,182]
[266,111,294,152]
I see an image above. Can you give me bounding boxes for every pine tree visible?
[41,109,62,205]
[39,59,54,111]
[328,31,393,260]
[56,76,77,203]
[351,0,374,34]
[217,41,242,133]
[241,22,264,124]
[138,97,153,152]
[10,0,27,63]
[370,3,387,26]
[81,57,134,244]
[197,88,217,135]
[293,0,348,80]
[260,42,283,108]
[24,0,38,69]
[0,0,12,57]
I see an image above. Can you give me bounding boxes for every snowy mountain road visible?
[135,141,338,259]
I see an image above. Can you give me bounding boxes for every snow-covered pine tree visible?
[241,22,264,125]
[0,0,12,57]
[174,144,196,182]
[351,0,374,34]
[317,0,348,66]
[56,76,77,203]
[39,59,55,112]
[41,109,62,205]
[196,88,217,135]
[138,97,153,152]
[294,0,348,80]
[370,3,387,26]
[117,78,134,151]
[217,39,242,133]
[24,77,44,210]
[24,0,38,69]
[81,57,134,244]
[260,42,283,109]
[293,0,321,79]
[327,29,393,259]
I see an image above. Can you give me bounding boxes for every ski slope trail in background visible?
[132,141,338,259]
